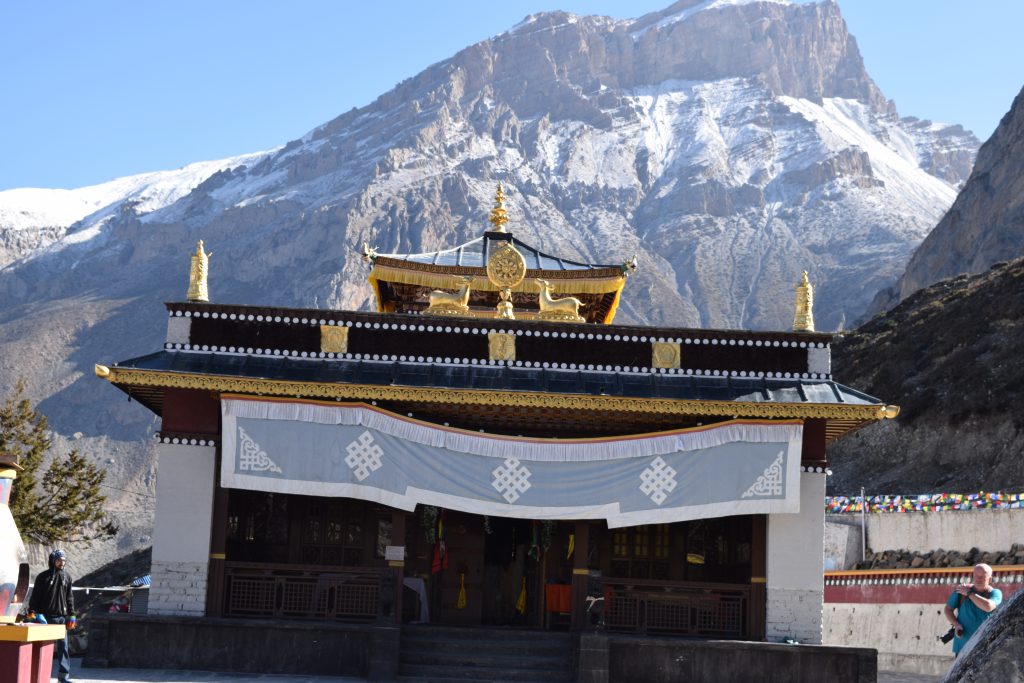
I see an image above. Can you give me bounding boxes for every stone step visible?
[398,626,575,683]
[397,663,573,682]
[402,625,573,643]
[401,636,572,657]
[400,650,571,672]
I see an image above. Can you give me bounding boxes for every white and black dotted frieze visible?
[164,306,831,380]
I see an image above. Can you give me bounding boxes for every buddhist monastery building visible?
[90,187,891,681]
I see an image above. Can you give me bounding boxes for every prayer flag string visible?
[825,491,1024,514]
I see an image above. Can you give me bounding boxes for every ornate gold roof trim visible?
[369,262,627,293]
[95,366,897,422]
[369,263,627,322]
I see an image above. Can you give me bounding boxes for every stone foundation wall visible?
[148,559,208,616]
[824,602,953,676]
[603,636,875,683]
[84,614,376,677]
[766,587,823,644]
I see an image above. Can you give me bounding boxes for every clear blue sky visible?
[2,1,1021,191]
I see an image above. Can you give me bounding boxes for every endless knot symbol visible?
[491,457,532,504]
[742,450,784,498]
[345,431,384,481]
[639,456,677,506]
[237,427,282,474]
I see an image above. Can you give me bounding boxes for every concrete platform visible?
[68,665,366,683]
[64,665,942,683]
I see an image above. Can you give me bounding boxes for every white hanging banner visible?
[221,398,803,527]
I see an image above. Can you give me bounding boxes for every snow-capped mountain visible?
[0,0,980,573]
[0,152,272,269]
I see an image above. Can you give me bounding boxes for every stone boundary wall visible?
[824,602,952,676]
[825,507,1024,570]
[823,566,1024,676]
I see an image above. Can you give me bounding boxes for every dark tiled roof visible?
[112,351,879,407]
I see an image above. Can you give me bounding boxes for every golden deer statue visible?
[536,279,585,319]
[427,276,474,312]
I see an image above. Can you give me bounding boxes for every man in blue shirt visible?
[943,563,1002,656]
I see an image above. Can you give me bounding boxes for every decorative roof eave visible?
[95,365,898,424]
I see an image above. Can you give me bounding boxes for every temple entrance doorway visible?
[427,515,575,629]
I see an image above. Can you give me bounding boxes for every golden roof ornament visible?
[187,240,212,303]
[792,270,815,332]
[425,275,474,317]
[487,242,526,319]
[361,242,378,263]
[536,278,585,322]
[488,183,509,233]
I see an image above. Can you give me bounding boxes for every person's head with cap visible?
[49,548,66,570]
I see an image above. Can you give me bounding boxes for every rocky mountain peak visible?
[312,0,889,151]
[893,84,1024,302]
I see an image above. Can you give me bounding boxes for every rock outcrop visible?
[856,545,1024,571]
[830,257,1024,493]
[943,586,1024,682]
[875,84,1024,311]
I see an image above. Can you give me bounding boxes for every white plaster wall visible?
[807,346,830,376]
[824,518,863,570]
[165,316,191,345]
[824,602,954,676]
[149,443,215,615]
[766,472,825,643]
[864,509,1024,554]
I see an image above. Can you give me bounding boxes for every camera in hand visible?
[938,627,956,644]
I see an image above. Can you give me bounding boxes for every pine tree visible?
[1,380,118,544]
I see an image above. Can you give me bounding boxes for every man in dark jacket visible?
[28,549,76,683]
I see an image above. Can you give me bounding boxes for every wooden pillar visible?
[205,453,229,618]
[801,418,827,467]
[749,514,767,640]
[388,510,407,625]
[570,520,590,631]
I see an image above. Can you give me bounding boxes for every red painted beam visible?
[824,567,1024,604]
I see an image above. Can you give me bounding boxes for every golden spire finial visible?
[187,240,212,303]
[792,270,815,332]
[488,183,509,233]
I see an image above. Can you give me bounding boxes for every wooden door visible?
[438,511,485,625]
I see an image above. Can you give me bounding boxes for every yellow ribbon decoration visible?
[515,577,527,615]
[457,573,467,609]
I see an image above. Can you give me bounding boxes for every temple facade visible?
[91,189,892,681]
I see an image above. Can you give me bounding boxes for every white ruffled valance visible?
[223,397,803,463]
[220,397,804,526]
